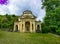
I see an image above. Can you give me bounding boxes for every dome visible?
[23,10,32,14]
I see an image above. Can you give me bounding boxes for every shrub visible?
[56,28,60,35]
[41,23,50,33]
[42,26,49,33]
[49,25,58,33]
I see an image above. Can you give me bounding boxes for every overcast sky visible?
[0,0,46,21]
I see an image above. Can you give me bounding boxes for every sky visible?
[0,0,46,21]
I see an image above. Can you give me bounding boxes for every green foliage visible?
[42,23,50,33]
[56,28,60,35]
[42,0,60,34]
[42,26,49,33]
[0,14,18,30]
[42,0,60,12]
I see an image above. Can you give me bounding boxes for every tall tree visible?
[42,0,60,34]
[0,14,18,31]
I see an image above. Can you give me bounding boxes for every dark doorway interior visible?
[25,21,30,32]
[36,25,40,33]
[15,25,18,32]
[37,25,40,30]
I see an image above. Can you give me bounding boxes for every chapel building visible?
[14,10,41,32]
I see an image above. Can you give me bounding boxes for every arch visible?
[25,21,30,32]
[36,25,40,33]
[15,25,18,32]
[37,25,40,30]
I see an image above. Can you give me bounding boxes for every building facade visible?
[14,10,41,32]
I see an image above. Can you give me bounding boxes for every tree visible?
[0,14,18,31]
[42,0,60,34]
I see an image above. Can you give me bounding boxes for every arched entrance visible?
[37,25,40,30]
[36,25,40,33]
[25,21,30,32]
[15,25,18,32]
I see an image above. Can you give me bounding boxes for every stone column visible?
[40,23,42,32]
[23,22,25,32]
[19,22,21,32]
[33,22,36,32]
[18,24,20,31]
[30,21,32,33]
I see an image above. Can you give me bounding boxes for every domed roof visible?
[23,10,32,14]
[20,10,37,19]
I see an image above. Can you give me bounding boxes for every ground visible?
[0,30,60,44]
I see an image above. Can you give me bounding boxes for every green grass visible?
[0,31,60,44]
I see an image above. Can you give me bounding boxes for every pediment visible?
[20,10,36,19]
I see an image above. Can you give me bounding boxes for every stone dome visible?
[23,10,32,14]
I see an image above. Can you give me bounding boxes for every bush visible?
[56,28,60,35]
[41,23,50,33]
[49,25,58,33]
[42,26,49,33]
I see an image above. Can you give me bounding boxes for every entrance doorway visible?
[36,25,40,33]
[15,25,18,32]
[37,25,40,30]
[25,21,30,32]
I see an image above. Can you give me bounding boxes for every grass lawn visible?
[0,30,60,44]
